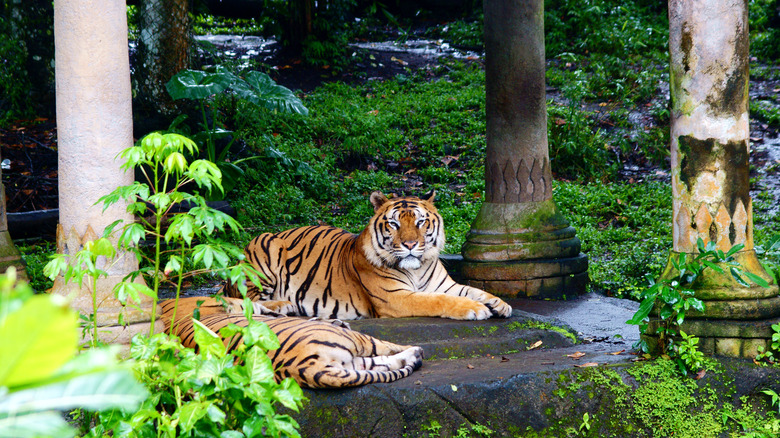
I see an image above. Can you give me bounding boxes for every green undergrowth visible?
[524,359,780,437]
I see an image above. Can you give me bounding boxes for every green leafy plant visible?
[627,238,769,373]
[89,315,305,437]
[755,322,780,365]
[0,267,147,438]
[166,67,308,199]
[43,237,117,348]
[579,412,592,435]
[45,132,263,337]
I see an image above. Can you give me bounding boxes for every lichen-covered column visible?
[662,0,779,357]
[459,0,588,299]
[53,0,162,344]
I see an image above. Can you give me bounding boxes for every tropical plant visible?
[87,313,305,437]
[44,132,263,335]
[165,66,308,199]
[0,267,147,438]
[627,238,769,374]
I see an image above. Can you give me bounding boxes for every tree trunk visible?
[134,0,191,119]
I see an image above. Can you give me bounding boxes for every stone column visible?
[0,151,27,280]
[53,0,162,344]
[662,0,779,357]
[458,0,588,299]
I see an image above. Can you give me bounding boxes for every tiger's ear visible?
[421,190,436,202]
[370,191,389,210]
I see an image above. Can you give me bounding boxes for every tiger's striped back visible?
[160,297,423,389]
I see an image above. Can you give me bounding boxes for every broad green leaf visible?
[176,400,211,433]
[0,295,78,388]
[43,254,69,281]
[244,346,275,384]
[0,412,75,438]
[725,243,745,258]
[221,431,245,438]
[730,268,750,287]
[626,295,655,325]
[166,214,195,245]
[236,71,309,115]
[192,318,226,359]
[0,369,147,415]
[164,151,188,175]
[166,69,234,100]
[268,414,302,438]
[118,223,147,248]
[742,271,770,288]
[207,403,227,424]
[273,378,304,412]
[243,320,280,351]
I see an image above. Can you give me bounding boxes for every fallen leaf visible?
[567,352,586,360]
[451,384,458,392]
[694,369,707,380]
[414,380,422,385]
[574,362,599,368]
[500,356,510,362]
[390,56,408,66]
[554,118,567,126]
[609,350,625,355]
[467,364,474,369]
[527,340,543,350]
[367,109,379,116]
[541,361,555,365]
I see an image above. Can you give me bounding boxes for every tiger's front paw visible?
[448,301,492,320]
[485,297,512,318]
[252,300,296,316]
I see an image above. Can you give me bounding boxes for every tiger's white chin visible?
[398,257,422,271]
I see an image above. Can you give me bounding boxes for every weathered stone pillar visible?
[0,151,27,280]
[459,0,588,299]
[663,0,779,357]
[53,0,162,344]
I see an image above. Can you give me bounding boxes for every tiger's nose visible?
[402,241,417,250]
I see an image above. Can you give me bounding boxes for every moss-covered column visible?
[53,0,162,345]
[0,151,27,280]
[458,0,588,299]
[660,0,780,357]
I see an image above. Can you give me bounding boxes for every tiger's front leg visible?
[374,291,494,320]
[431,274,513,318]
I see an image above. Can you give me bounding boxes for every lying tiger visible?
[160,297,424,388]
[225,191,512,320]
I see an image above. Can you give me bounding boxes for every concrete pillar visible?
[458,0,588,299]
[0,151,27,280]
[660,0,780,356]
[53,0,161,343]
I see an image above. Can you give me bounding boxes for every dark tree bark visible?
[133,0,191,121]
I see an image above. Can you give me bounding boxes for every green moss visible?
[508,320,579,344]
[521,360,777,437]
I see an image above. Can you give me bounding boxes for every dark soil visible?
[0,118,58,212]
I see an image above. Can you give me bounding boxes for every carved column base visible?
[643,317,780,358]
[445,253,588,299]
[0,230,28,282]
[459,200,589,298]
[662,250,779,319]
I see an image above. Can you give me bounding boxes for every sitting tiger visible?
[160,297,424,388]
[225,191,512,320]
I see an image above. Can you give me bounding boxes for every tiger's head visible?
[362,191,445,271]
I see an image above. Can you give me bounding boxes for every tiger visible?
[160,297,424,388]
[224,190,512,321]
